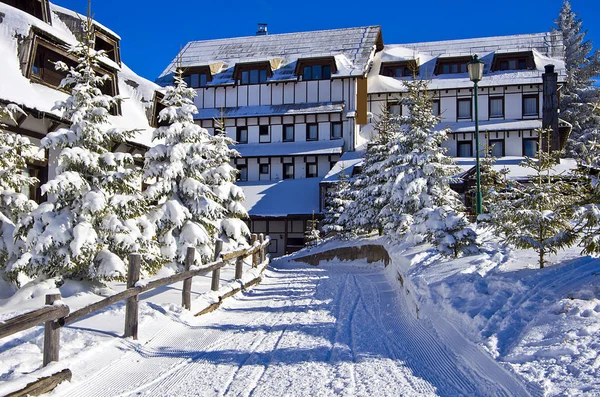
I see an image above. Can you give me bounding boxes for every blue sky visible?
[54,0,599,83]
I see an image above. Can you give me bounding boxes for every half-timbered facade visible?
[157,26,382,256]
[0,0,157,202]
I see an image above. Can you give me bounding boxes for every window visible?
[184,73,208,88]
[457,98,472,120]
[489,97,504,118]
[303,64,331,81]
[489,139,505,157]
[435,57,471,75]
[523,95,539,117]
[380,61,416,78]
[151,91,169,127]
[457,141,472,157]
[259,125,269,136]
[432,100,440,116]
[259,164,270,175]
[94,30,120,64]
[307,124,318,141]
[30,41,75,89]
[523,138,538,157]
[330,122,342,139]
[283,124,294,142]
[20,164,46,203]
[306,162,318,178]
[241,69,267,85]
[236,127,248,144]
[492,52,533,72]
[236,165,248,181]
[284,163,294,179]
[2,0,49,22]
[387,102,402,115]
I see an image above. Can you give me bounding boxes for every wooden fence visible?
[0,234,270,369]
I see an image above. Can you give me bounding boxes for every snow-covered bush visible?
[321,169,353,236]
[0,105,39,283]
[14,18,162,281]
[379,80,476,257]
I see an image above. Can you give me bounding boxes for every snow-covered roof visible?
[368,32,566,94]
[195,101,344,120]
[157,26,382,85]
[455,157,578,180]
[437,119,542,133]
[235,139,344,158]
[0,3,157,147]
[322,150,364,183]
[238,178,321,216]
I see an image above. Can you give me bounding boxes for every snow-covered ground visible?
[0,236,598,396]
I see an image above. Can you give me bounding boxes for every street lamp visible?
[468,54,484,216]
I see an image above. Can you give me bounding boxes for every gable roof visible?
[157,26,383,85]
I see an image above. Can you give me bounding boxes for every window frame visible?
[259,163,270,176]
[236,126,248,144]
[236,164,248,182]
[435,57,471,75]
[306,123,318,141]
[387,102,402,116]
[234,62,272,86]
[522,94,539,117]
[93,28,121,65]
[522,137,539,158]
[379,61,417,78]
[283,124,295,142]
[306,161,318,178]
[432,99,441,117]
[2,0,51,23]
[457,140,473,157]
[259,125,270,143]
[457,98,472,120]
[283,163,294,179]
[295,57,337,81]
[330,122,343,140]
[488,138,505,157]
[488,96,505,119]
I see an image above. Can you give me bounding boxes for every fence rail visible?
[0,234,270,370]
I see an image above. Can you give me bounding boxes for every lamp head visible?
[468,54,484,83]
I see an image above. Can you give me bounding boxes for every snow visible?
[237,178,322,216]
[235,139,343,158]
[454,157,578,180]
[436,119,542,133]
[322,150,365,183]
[194,101,345,120]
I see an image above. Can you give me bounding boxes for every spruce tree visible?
[144,71,228,267]
[554,1,600,155]
[15,15,161,280]
[322,169,352,235]
[340,107,399,235]
[379,80,476,256]
[486,129,578,268]
[0,105,39,282]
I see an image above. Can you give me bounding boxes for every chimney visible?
[542,64,560,153]
[256,23,268,36]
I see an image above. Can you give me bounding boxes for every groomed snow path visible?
[56,258,531,397]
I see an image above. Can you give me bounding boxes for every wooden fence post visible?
[182,247,195,310]
[43,294,61,367]
[235,255,244,280]
[124,254,141,339]
[251,234,258,267]
[211,240,223,292]
[259,233,265,264]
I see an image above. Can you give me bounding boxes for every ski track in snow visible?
[54,258,531,397]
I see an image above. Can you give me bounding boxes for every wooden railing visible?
[0,234,270,369]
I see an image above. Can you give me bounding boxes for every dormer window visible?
[491,52,534,72]
[380,61,417,78]
[434,56,472,75]
[151,91,168,128]
[233,62,272,85]
[94,29,121,65]
[182,66,212,88]
[295,57,337,81]
[1,0,51,23]
[30,37,76,89]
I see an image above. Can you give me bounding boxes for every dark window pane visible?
[458,142,471,157]
[259,125,269,135]
[312,65,322,80]
[283,125,294,141]
[241,71,249,85]
[236,165,247,181]
[323,65,331,78]
[331,123,342,139]
[259,164,269,174]
[524,139,538,157]
[199,74,207,87]
[259,69,267,83]
[307,124,318,140]
[518,59,527,69]
[307,163,317,178]
[303,66,311,80]
[284,164,294,179]
[490,140,504,157]
[249,69,259,84]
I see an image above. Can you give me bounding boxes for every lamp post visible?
[468,54,484,216]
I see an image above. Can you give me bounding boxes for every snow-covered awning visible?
[437,119,541,133]
[194,101,344,120]
[454,156,578,180]
[322,150,364,183]
[238,178,321,217]
[235,139,344,158]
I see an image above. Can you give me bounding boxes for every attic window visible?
[182,66,212,88]
[233,62,272,85]
[29,38,76,89]
[434,57,472,75]
[97,69,121,116]
[94,29,121,65]
[151,91,168,128]
[295,57,337,81]
[491,52,534,72]
[1,0,51,23]
[380,61,417,78]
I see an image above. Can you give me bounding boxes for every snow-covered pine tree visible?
[144,70,225,267]
[474,139,507,213]
[321,168,353,236]
[340,107,399,235]
[554,1,600,156]
[0,105,39,283]
[379,79,477,257]
[486,128,578,268]
[305,211,321,247]
[209,117,249,251]
[14,14,161,281]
